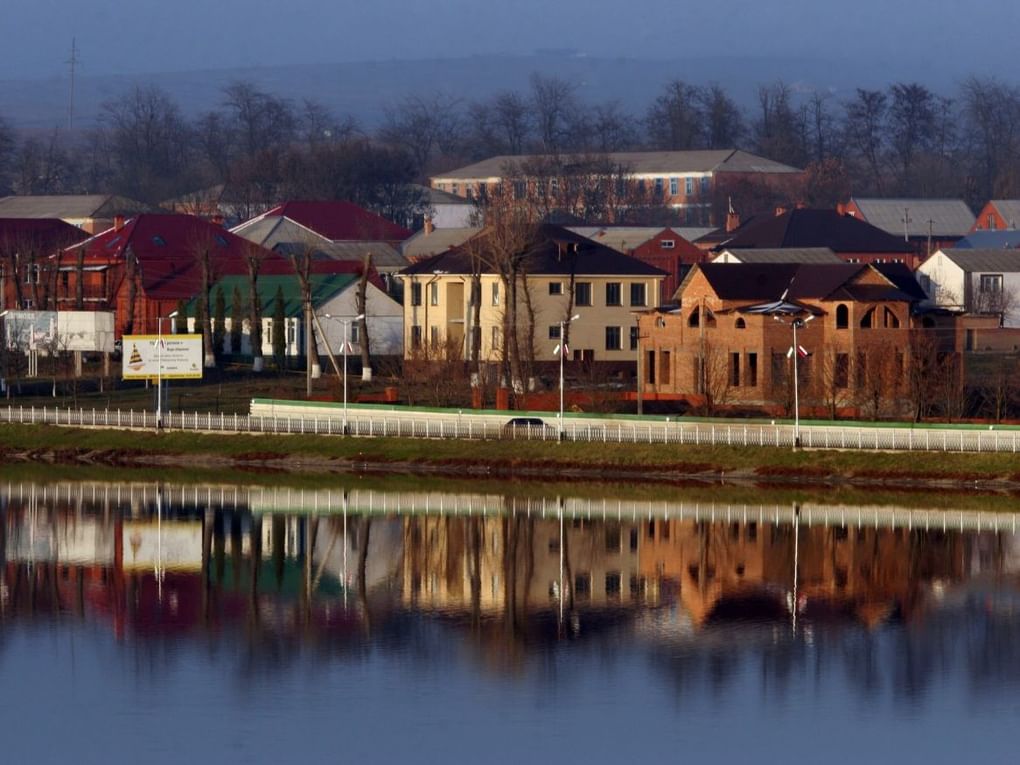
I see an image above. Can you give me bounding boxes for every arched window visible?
[883,307,900,328]
[735,317,746,329]
[860,307,875,329]
[704,309,717,328]
[836,304,849,329]
[688,307,700,327]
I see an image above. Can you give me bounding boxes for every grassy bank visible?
[2,423,1020,484]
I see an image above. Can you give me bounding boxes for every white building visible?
[916,249,1020,327]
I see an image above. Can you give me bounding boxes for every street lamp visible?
[156,309,178,428]
[773,312,815,448]
[554,314,580,441]
[324,312,365,434]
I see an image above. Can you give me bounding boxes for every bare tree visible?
[645,80,703,151]
[529,74,580,153]
[843,89,889,194]
[356,252,373,381]
[241,241,272,371]
[379,93,463,180]
[889,83,936,192]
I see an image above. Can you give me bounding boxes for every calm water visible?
[1,480,1019,764]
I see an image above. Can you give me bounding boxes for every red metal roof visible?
[259,201,412,242]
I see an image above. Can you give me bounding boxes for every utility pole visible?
[66,38,79,130]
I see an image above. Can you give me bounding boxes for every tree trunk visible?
[75,248,84,310]
[200,249,215,368]
[246,259,263,371]
[357,253,372,381]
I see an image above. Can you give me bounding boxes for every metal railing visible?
[3,404,1020,454]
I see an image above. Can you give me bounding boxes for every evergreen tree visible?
[213,287,226,359]
[272,285,286,369]
[230,285,244,354]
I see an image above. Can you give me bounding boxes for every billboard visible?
[122,335,203,380]
[122,521,203,571]
[2,310,116,353]
[57,311,116,353]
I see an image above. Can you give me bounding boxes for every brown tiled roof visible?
[690,263,917,303]
[717,209,913,254]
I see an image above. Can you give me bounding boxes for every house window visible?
[660,350,671,384]
[685,177,694,195]
[549,324,561,340]
[836,304,849,329]
[549,281,563,295]
[654,178,663,195]
[660,239,675,250]
[575,573,591,599]
[429,282,439,306]
[647,350,656,384]
[771,352,787,385]
[350,324,360,344]
[605,572,622,599]
[491,282,500,306]
[988,213,997,230]
[630,325,639,350]
[606,282,622,306]
[835,353,849,389]
[605,326,622,350]
[491,325,501,349]
[513,180,526,200]
[575,282,592,306]
[883,307,900,328]
[410,282,422,306]
[979,274,1003,294]
[730,352,740,386]
[430,326,440,347]
[549,178,559,196]
[605,525,621,552]
[410,326,422,348]
[700,177,710,194]
[630,283,646,307]
[860,307,875,329]
[24,264,41,285]
[747,352,757,387]
[451,183,459,196]
[735,317,746,329]
[669,177,679,196]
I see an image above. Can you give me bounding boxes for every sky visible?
[1,0,1012,79]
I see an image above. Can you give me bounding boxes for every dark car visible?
[502,417,554,438]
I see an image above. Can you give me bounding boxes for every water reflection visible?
[2,480,1020,762]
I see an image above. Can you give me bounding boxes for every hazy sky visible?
[1,0,1011,78]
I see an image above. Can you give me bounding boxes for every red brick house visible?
[713,208,918,268]
[61,214,279,337]
[638,262,932,416]
[0,219,89,311]
[971,200,1020,232]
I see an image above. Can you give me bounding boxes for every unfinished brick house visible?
[637,262,937,417]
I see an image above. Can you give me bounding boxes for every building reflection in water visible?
[1,481,1020,695]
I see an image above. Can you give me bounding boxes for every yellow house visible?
[399,225,665,364]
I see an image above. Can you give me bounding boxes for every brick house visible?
[972,200,1020,232]
[714,207,918,268]
[638,262,930,415]
[61,214,279,337]
[0,219,88,311]
[569,226,707,304]
[431,149,803,225]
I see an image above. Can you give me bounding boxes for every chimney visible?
[774,206,787,217]
[113,214,125,231]
[725,196,741,233]
[211,213,225,227]
[836,202,846,216]
[424,218,434,236]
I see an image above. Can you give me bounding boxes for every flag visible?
[797,345,810,358]
[344,341,354,353]
[786,345,794,359]
[563,343,569,356]
[552,343,560,357]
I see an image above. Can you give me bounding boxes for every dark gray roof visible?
[401,225,666,278]
[937,249,1020,272]
[689,263,916,304]
[851,198,975,238]
[416,184,472,206]
[989,200,1020,228]
[432,149,801,182]
[241,217,407,268]
[712,247,841,264]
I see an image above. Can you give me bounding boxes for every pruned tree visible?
[241,241,272,371]
[213,286,226,359]
[229,285,244,354]
[272,284,286,369]
[356,252,373,381]
[187,229,219,368]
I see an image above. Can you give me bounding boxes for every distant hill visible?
[0,52,964,131]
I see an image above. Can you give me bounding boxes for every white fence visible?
[3,404,1020,454]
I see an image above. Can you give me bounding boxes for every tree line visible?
[1,74,1019,220]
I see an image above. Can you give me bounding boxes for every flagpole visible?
[558,314,580,442]
[792,319,800,448]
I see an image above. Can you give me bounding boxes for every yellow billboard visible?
[122,335,203,380]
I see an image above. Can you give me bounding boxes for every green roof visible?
[186,273,358,318]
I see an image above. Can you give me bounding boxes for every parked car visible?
[502,417,554,438]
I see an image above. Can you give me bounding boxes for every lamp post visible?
[324,312,365,434]
[773,313,814,448]
[156,309,178,428]
[554,314,580,441]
